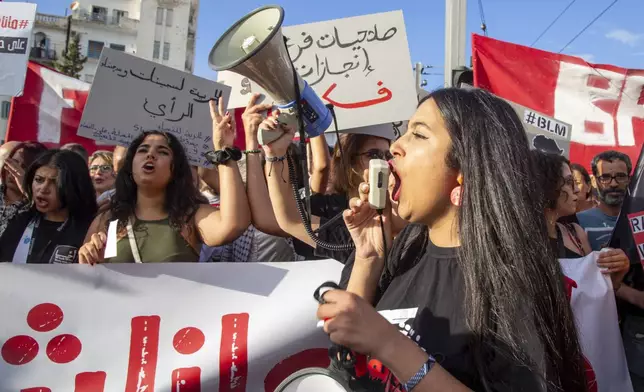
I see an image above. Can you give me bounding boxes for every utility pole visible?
[444,0,467,87]
[414,62,429,89]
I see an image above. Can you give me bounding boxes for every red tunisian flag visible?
[5,61,112,155]
[472,34,644,170]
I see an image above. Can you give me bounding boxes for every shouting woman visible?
[78,99,250,264]
[0,149,97,263]
[315,88,589,391]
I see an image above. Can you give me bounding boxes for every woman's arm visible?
[308,135,331,194]
[242,93,288,237]
[259,112,322,247]
[195,99,251,247]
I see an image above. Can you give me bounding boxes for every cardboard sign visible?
[218,10,416,131]
[77,48,232,167]
[0,2,36,96]
[0,260,343,391]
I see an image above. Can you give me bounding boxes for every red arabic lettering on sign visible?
[627,211,644,262]
[2,303,331,391]
[0,15,30,29]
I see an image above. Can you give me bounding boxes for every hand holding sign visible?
[78,231,107,265]
[597,248,631,288]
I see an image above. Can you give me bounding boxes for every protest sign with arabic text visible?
[0,2,36,96]
[77,48,231,167]
[218,10,416,131]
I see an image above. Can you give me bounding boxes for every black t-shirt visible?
[339,225,546,391]
[292,192,353,263]
[0,210,90,264]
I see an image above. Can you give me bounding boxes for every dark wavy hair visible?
[110,131,207,232]
[570,163,591,199]
[1,141,48,184]
[23,149,97,221]
[328,133,388,195]
[531,150,571,210]
[388,88,587,391]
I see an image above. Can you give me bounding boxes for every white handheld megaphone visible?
[208,5,332,145]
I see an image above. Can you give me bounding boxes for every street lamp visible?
[64,1,80,57]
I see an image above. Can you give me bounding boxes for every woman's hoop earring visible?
[450,186,462,206]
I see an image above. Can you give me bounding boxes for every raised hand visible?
[209,97,235,151]
[258,110,295,158]
[242,93,272,149]
[3,157,26,195]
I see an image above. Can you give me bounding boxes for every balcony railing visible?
[30,47,57,61]
[34,13,68,29]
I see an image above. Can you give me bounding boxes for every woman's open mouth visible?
[388,160,402,202]
[142,162,155,174]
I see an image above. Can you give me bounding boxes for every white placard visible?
[78,48,231,167]
[0,2,36,97]
[559,253,633,391]
[218,10,416,131]
[0,260,343,391]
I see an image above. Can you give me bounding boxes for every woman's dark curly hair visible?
[530,150,571,210]
[109,131,207,232]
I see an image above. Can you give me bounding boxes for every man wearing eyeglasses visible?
[577,150,632,251]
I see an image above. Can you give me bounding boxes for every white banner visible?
[77,48,232,167]
[218,10,416,131]
[0,2,36,97]
[0,260,343,391]
[559,252,633,392]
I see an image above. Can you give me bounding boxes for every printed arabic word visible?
[6,303,330,392]
[0,16,30,30]
[143,96,195,122]
[322,80,393,109]
[0,36,27,54]
[286,23,398,88]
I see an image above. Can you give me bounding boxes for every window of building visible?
[85,74,94,83]
[91,6,108,23]
[163,42,170,60]
[153,41,160,59]
[1,101,10,119]
[156,7,163,25]
[110,43,125,51]
[87,40,104,59]
[166,9,173,26]
[113,9,128,24]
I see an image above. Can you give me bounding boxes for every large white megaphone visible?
[209,5,332,145]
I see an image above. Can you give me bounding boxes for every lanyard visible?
[126,218,142,263]
[12,216,69,264]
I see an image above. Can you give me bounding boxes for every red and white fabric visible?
[472,34,644,170]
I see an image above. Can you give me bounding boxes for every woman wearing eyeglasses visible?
[88,150,116,201]
[259,112,406,263]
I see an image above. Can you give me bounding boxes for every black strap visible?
[314,281,358,370]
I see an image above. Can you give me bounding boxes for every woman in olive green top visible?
[78,100,251,264]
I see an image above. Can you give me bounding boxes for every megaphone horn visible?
[208,5,332,145]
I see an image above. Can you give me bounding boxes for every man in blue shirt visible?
[577,150,632,250]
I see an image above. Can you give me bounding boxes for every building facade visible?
[0,0,199,140]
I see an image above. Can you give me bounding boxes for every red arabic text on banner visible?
[472,34,644,171]
[6,62,112,155]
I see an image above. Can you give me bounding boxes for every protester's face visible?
[355,137,392,172]
[556,163,578,217]
[32,165,62,214]
[389,99,456,224]
[89,156,115,195]
[572,169,590,203]
[596,159,629,207]
[3,148,26,191]
[132,135,173,189]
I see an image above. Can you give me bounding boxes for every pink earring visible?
[450,186,462,206]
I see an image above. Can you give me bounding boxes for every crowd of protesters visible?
[0,88,642,391]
